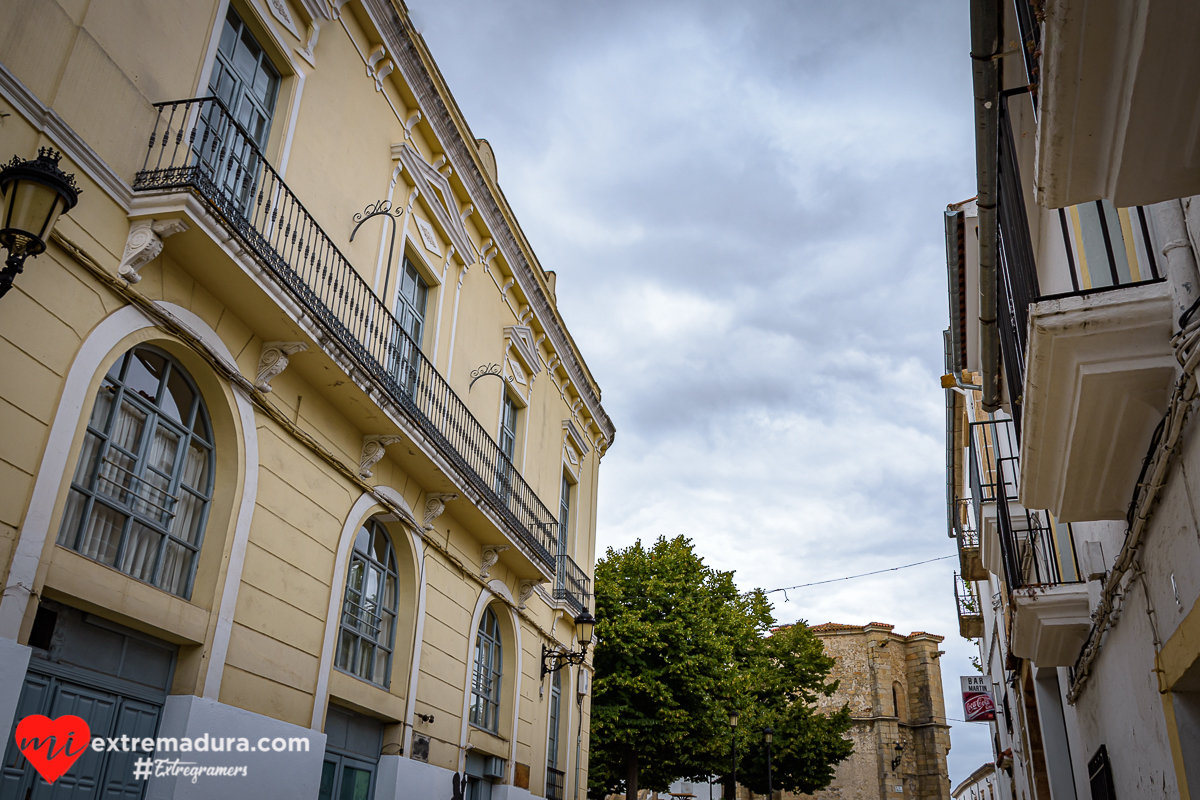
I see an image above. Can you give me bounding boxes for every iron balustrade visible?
[954,572,983,639]
[133,97,562,570]
[955,497,979,552]
[554,554,590,616]
[968,418,1080,590]
[545,768,565,800]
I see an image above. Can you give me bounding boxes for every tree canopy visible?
[587,535,853,799]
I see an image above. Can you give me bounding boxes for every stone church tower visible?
[782,622,953,800]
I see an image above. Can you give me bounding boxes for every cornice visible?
[0,60,133,210]
[362,0,615,449]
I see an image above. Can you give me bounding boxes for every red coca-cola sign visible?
[961,676,996,722]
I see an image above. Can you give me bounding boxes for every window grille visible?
[335,519,399,686]
[470,607,503,732]
[1088,745,1116,800]
[57,347,213,598]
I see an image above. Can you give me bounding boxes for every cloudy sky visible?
[406,0,986,785]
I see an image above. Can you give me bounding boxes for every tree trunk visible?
[624,748,638,800]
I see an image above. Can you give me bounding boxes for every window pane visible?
[384,574,397,611]
[158,541,193,595]
[72,432,103,486]
[79,503,125,565]
[373,647,388,683]
[372,529,389,565]
[121,521,161,582]
[148,424,180,474]
[110,400,147,453]
[339,766,372,800]
[356,639,375,680]
[97,448,137,504]
[318,761,336,800]
[162,367,195,425]
[126,350,166,403]
[88,382,116,429]
[173,490,206,545]
[381,609,395,647]
[336,629,355,672]
[182,443,209,490]
[353,527,370,554]
[136,468,174,525]
[347,560,364,593]
[57,489,89,548]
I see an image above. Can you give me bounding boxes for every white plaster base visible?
[377,755,460,799]
[0,639,32,739]
[493,785,536,800]
[146,695,326,800]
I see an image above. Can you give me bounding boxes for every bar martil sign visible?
[961,676,996,722]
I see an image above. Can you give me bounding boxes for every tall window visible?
[555,475,571,595]
[494,395,519,501]
[391,257,428,393]
[57,347,214,598]
[335,519,399,686]
[546,668,565,800]
[395,257,428,345]
[209,7,279,147]
[470,607,503,732]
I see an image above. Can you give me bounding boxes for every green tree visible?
[734,622,854,796]
[587,536,853,799]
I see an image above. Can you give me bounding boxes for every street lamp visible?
[0,148,81,298]
[729,711,738,799]
[540,609,597,678]
[763,727,774,798]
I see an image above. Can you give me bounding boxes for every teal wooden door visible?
[0,672,161,799]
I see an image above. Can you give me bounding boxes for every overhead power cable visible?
[764,555,956,597]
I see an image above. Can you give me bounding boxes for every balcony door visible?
[203,7,280,210]
[391,257,428,393]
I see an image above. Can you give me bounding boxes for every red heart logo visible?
[14,714,91,784]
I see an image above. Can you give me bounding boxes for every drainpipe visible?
[1150,199,1200,322]
[944,330,958,540]
[971,0,1002,412]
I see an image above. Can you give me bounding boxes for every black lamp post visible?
[729,710,738,799]
[763,727,774,798]
[540,609,597,678]
[0,148,81,299]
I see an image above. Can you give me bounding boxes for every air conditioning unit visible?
[483,756,505,781]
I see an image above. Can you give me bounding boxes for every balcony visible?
[1009,584,1091,667]
[131,97,571,577]
[553,554,590,616]
[1036,0,1200,207]
[954,499,987,582]
[955,572,984,640]
[968,419,1025,578]
[1019,279,1176,522]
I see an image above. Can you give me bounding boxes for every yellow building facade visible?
[0,1,613,798]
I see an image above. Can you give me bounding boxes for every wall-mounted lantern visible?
[540,609,597,678]
[0,148,81,298]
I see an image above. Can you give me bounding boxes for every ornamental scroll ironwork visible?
[468,363,512,393]
[350,199,404,298]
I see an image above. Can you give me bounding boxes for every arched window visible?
[469,606,503,732]
[336,519,399,686]
[893,681,907,722]
[57,346,214,598]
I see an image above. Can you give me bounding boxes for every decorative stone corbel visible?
[366,44,387,76]
[460,204,475,225]
[518,579,548,610]
[360,435,403,478]
[403,111,422,140]
[405,187,419,214]
[255,341,308,392]
[422,492,458,531]
[118,219,188,283]
[296,20,322,66]
[373,60,394,92]
[483,247,500,269]
[480,545,510,578]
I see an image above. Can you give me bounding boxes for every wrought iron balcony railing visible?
[554,553,590,616]
[545,768,565,800]
[968,419,1080,591]
[955,572,983,640]
[133,97,561,570]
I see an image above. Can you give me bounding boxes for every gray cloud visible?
[410,0,986,784]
